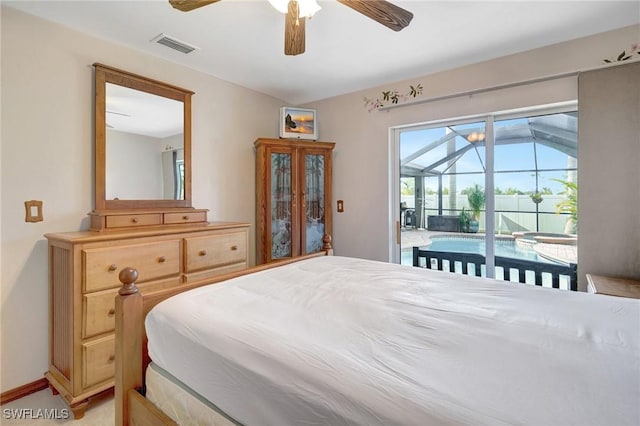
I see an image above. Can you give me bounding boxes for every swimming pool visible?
[407,235,557,265]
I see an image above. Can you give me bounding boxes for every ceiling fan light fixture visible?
[268,0,321,18]
[168,0,413,55]
[299,0,321,18]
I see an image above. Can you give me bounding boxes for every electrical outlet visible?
[337,200,344,212]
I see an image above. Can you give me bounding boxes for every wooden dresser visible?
[44,221,249,418]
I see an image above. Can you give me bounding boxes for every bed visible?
[115,245,640,426]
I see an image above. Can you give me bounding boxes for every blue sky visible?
[400,115,577,195]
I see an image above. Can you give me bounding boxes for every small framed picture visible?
[279,107,317,140]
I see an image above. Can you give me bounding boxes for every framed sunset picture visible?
[279,107,317,140]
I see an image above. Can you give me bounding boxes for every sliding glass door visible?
[492,110,577,288]
[395,104,577,289]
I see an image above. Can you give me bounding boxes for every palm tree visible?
[552,179,577,233]
[467,184,486,221]
[465,184,485,233]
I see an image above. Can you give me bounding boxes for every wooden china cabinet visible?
[255,138,334,264]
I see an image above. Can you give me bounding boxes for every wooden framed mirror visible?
[91,64,207,231]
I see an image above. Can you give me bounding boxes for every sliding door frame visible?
[389,101,577,278]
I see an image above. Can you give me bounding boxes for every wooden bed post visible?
[322,234,334,256]
[115,267,143,426]
[113,236,334,425]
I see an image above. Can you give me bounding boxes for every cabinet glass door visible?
[270,152,293,259]
[304,153,325,254]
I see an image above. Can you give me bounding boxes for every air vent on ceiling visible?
[151,33,199,54]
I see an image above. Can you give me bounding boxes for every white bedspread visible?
[146,256,640,426]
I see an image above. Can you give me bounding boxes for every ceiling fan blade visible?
[284,1,305,56]
[336,0,413,32]
[169,0,221,12]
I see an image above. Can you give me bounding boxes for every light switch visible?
[337,200,344,213]
[25,200,43,223]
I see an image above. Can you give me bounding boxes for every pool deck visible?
[401,229,577,265]
[533,242,577,265]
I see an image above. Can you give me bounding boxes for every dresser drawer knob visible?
[182,215,189,220]
[131,218,139,223]
[108,264,117,272]
[230,245,238,251]
[108,355,115,362]
[107,308,115,317]
[199,250,207,256]
[158,256,166,263]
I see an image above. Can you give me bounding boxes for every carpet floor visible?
[1,388,113,425]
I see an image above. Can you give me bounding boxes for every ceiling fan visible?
[168,0,413,56]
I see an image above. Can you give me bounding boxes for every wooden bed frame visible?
[114,236,333,426]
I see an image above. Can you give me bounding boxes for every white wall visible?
[0,6,284,392]
[578,61,640,286]
[106,130,164,200]
[307,25,639,272]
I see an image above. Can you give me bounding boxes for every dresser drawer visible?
[164,211,207,225]
[137,276,184,294]
[82,335,115,389]
[83,240,181,292]
[185,231,247,273]
[105,213,162,229]
[82,277,181,339]
[185,262,247,283]
[83,288,118,339]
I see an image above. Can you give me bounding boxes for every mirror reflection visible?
[105,83,184,200]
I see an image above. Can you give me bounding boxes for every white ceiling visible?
[5,1,640,105]
[106,83,184,138]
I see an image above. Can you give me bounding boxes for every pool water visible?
[429,237,544,261]
[402,236,555,265]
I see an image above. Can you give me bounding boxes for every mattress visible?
[146,256,640,425]
[146,362,238,426]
